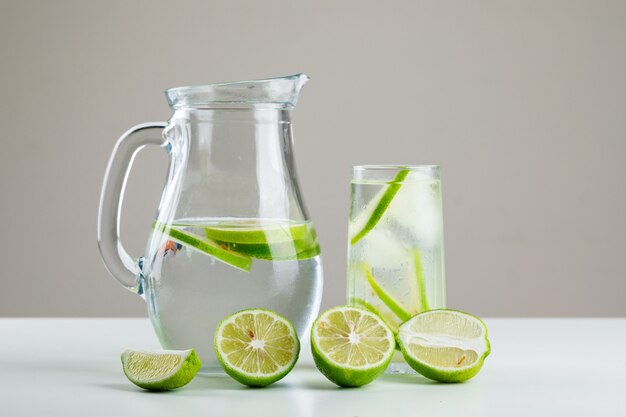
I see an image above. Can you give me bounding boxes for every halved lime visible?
[214,309,300,387]
[348,297,399,334]
[350,169,410,245]
[311,306,395,387]
[398,309,491,383]
[154,223,252,271]
[121,349,201,391]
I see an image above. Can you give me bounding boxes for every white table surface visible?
[0,318,624,416]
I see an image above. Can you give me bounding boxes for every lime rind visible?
[211,235,320,261]
[362,264,413,322]
[398,309,490,383]
[411,248,430,312]
[205,221,309,244]
[350,169,410,245]
[311,306,395,387]
[214,308,300,387]
[121,349,202,391]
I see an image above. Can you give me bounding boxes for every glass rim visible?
[164,73,309,110]
[352,165,440,182]
[353,164,439,171]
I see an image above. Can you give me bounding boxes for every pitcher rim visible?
[165,73,310,110]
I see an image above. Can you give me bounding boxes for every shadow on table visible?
[378,373,440,385]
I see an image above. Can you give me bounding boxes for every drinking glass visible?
[346,165,446,374]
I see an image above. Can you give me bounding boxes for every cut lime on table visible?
[214,309,300,387]
[397,309,490,383]
[121,349,201,391]
[311,306,395,387]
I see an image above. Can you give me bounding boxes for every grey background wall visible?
[1,0,624,317]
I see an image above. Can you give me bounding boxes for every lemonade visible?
[142,218,322,372]
[347,166,446,373]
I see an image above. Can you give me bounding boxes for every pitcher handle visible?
[97,122,168,293]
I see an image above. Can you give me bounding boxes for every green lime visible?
[311,306,395,387]
[121,349,201,391]
[154,223,252,271]
[350,169,410,245]
[214,309,300,387]
[348,297,399,335]
[205,220,310,244]
[206,221,320,260]
[398,309,491,383]
[211,238,320,261]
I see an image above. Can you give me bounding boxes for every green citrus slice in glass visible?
[311,306,395,387]
[398,309,491,383]
[350,169,410,245]
[214,309,300,387]
[121,349,202,391]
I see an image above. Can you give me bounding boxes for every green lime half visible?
[154,223,252,271]
[348,297,399,335]
[398,309,491,383]
[214,309,300,387]
[350,169,410,245]
[311,306,395,387]
[121,349,201,391]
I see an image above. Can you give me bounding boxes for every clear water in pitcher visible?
[144,218,323,371]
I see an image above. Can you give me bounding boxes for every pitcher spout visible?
[165,73,310,110]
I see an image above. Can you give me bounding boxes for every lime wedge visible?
[121,349,201,391]
[398,309,490,383]
[214,309,300,387]
[311,306,395,387]
[350,169,410,245]
[154,223,252,271]
[205,221,310,244]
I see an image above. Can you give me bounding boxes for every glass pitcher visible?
[97,74,323,371]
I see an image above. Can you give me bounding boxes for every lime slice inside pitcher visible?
[205,220,310,244]
[154,222,252,271]
[205,220,320,261]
